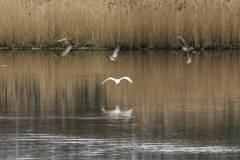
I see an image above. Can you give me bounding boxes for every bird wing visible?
[61,45,73,56]
[56,38,68,43]
[177,36,189,47]
[102,77,117,84]
[120,77,133,83]
[112,46,120,58]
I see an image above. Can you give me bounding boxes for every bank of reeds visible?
[0,0,240,49]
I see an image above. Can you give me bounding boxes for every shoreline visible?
[0,46,240,51]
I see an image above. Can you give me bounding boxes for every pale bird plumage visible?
[177,36,195,54]
[105,45,122,62]
[61,45,73,56]
[177,36,195,64]
[56,38,74,56]
[185,52,192,64]
[102,105,132,118]
[56,38,74,45]
[112,45,120,58]
[102,76,133,84]
[102,105,121,114]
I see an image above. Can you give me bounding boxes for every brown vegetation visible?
[0,0,239,49]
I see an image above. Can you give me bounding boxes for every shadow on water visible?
[1,50,240,159]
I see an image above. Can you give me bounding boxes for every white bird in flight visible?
[102,76,133,84]
[105,45,122,62]
[177,36,194,64]
[177,36,195,54]
[56,38,74,56]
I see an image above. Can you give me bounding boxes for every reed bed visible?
[0,0,240,49]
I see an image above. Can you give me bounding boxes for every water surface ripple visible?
[1,50,240,159]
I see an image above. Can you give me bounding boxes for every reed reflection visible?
[0,50,240,142]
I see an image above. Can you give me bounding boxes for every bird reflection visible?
[177,36,195,64]
[61,45,73,56]
[102,105,132,119]
[185,52,192,64]
[56,38,74,56]
[26,128,37,132]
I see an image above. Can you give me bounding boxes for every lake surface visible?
[0,50,240,159]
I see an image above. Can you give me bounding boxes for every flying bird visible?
[56,38,74,56]
[102,76,133,84]
[177,36,195,54]
[177,36,195,64]
[105,45,122,62]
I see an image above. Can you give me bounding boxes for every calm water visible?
[1,50,240,159]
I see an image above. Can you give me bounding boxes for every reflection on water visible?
[102,105,132,120]
[185,52,192,64]
[1,50,240,159]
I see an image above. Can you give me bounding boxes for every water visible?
[1,50,240,159]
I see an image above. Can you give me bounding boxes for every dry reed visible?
[0,0,240,49]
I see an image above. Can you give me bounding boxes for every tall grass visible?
[0,0,240,48]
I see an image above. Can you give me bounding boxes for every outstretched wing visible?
[56,38,69,43]
[102,77,117,84]
[56,38,74,45]
[112,45,120,58]
[120,76,133,83]
[177,36,189,47]
[61,45,73,56]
